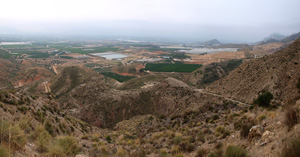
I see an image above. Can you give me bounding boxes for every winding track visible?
[194,88,250,106]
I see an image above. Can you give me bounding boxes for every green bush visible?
[254,92,273,107]
[106,136,112,143]
[282,136,300,157]
[225,145,247,157]
[215,126,230,138]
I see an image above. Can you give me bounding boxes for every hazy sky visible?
[1,0,300,42]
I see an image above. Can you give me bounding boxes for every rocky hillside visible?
[0,88,97,156]
[0,59,55,88]
[206,38,300,104]
[50,66,98,97]
[280,32,300,43]
[57,77,230,128]
[184,59,243,87]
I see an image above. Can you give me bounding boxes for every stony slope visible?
[50,66,98,97]
[206,38,300,104]
[0,88,96,156]
[58,77,229,128]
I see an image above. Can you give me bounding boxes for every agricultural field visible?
[49,45,120,54]
[143,63,202,72]
[0,49,12,59]
[100,72,135,82]
[146,47,190,53]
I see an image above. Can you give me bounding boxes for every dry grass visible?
[0,120,27,151]
[224,145,248,157]
[282,136,300,157]
[48,136,80,156]
[284,107,299,130]
[0,144,9,157]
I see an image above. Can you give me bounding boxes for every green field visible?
[146,47,190,53]
[100,72,135,82]
[28,53,50,58]
[0,49,12,59]
[60,56,73,59]
[144,63,202,72]
[48,44,120,54]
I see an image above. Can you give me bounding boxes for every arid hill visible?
[206,38,300,105]
[58,77,228,128]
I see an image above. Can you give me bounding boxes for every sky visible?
[0,0,300,42]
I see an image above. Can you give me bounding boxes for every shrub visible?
[282,136,300,157]
[256,114,266,124]
[234,120,242,130]
[254,92,273,107]
[34,125,51,152]
[158,115,166,119]
[297,78,300,93]
[173,135,183,145]
[100,145,109,155]
[197,132,206,143]
[116,147,127,157]
[284,107,299,130]
[9,125,27,150]
[215,142,223,149]
[91,134,99,142]
[48,136,80,156]
[240,121,254,139]
[45,120,55,136]
[0,120,10,137]
[208,150,223,157]
[213,115,219,120]
[196,148,208,157]
[17,117,32,133]
[215,126,230,138]
[0,145,9,157]
[225,145,247,157]
[106,136,112,143]
[17,105,28,113]
[0,120,27,151]
[179,142,195,152]
[171,145,181,155]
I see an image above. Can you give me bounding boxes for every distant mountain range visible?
[263,33,286,41]
[200,39,221,46]
[256,32,300,45]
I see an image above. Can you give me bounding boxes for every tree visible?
[254,92,274,107]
